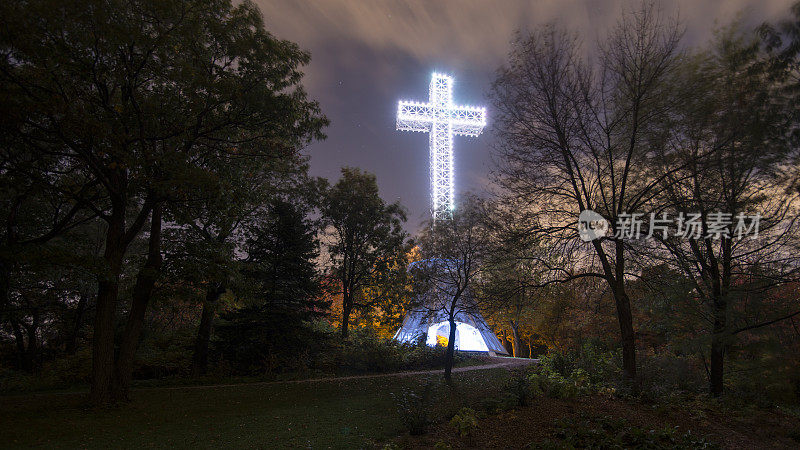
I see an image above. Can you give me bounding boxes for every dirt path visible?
[2,356,536,398]
[145,356,537,391]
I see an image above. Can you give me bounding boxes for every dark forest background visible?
[0,0,799,414]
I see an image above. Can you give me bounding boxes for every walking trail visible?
[2,357,537,398]
[150,356,537,391]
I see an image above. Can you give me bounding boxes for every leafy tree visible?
[0,111,100,371]
[356,244,417,338]
[166,152,316,376]
[0,0,326,403]
[479,259,543,358]
[479,201,552,358]
[759,1,800,191]
[320,168,408,338]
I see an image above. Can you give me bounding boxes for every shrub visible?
[335,327,474,375]
[391,378,437,435]
[529,343,626,400]
[636,354,705,402]
[215,307,330,375]
[433,441,452,450]
[725,356,800,407]
[479,396,504,414]
[449,407,479,437]
[503,370,535,406]
[527,369,592,400]
[0,349,92,393]
[535,415,719,449]
[539,343,620,386]
[134,328,194,379]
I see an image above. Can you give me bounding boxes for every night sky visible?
[257,0,794,231]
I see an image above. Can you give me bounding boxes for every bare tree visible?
[647,26,800,396]
[414,197,491,382]
[479,203,547,358]
[490,4,684,382]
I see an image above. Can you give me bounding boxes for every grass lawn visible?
[8,362,797,449]
[0,367,513,449]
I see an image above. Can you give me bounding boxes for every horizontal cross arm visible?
[397,101,434,132]
[450,105,486,136]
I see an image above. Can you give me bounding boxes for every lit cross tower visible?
[397,73,486,220]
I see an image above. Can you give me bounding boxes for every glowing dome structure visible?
[392,73,503,355]
[392,288,508,355]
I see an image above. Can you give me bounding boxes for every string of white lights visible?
[396,73,486,220]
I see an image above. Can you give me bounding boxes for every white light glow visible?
[425,321,490,352]
[396,73,486,220]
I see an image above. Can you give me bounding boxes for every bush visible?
[527,372,580,400]
[215,306,331,375]
[391,378,437,435]
[335,327,472,375]
[539,343,620,387]
[725,356,800,407]
[527,343,622,399]
[535,415,719,449]
[636,354,705,402]
[449,407,478,437]
[134,328,195,379]
[502,370,536,406]
[527,348,612,400]
[0,349,92,393]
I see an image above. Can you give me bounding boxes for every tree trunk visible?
[709,293,727,397]
[0,258,11,340]
[90,199,127,406]
[340,289,352,339]
[191,284,225,376]
[10,318,39,372]
[113,203,162,401]
[594,239,637,385]
[10,320,25,369]
[444,317,457,384]
[65,292,89,354]
[510,320,521,357]
[22,315,39,372]
[613,287,637,383]
[611,241,636,383]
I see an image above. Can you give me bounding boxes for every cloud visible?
[251,0,798,229]
[256,0,795,67]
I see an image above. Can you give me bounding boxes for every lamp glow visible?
[396,73,486,220]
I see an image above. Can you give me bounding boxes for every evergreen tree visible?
[244,199,323,311]
[215,200,327,373]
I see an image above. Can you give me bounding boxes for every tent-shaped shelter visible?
[393,290,508,355]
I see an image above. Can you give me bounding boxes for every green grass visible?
[0,367,512,449]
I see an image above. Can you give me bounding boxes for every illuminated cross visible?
[397,73,486,220]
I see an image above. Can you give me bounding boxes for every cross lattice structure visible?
[396,73,486,220]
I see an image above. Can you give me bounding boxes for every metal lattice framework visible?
[397,73,486,220]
